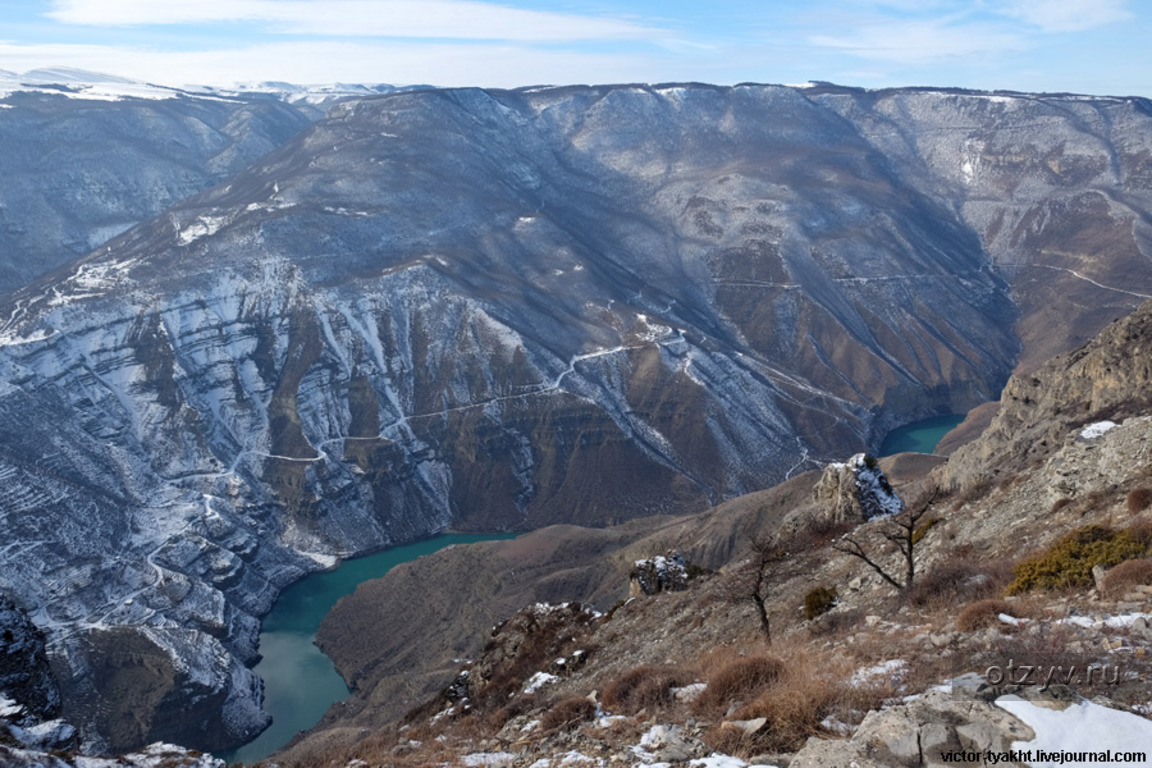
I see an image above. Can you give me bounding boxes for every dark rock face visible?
[0,82,1148,750]
[630,552,689,596]
[0,593,60,721]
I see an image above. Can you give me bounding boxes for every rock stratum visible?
[0,82,1150,750]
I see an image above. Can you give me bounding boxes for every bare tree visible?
[832,486,939,591]
[725,527,788,641]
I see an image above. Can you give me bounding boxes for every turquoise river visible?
[879,413,965,456]
[219,533,515,765]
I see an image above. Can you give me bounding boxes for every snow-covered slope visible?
[0,70,339,294]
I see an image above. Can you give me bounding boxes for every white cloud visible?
[46,0,667,41]
[0,40,678,88]
[998,0,1132,33]
[811,19,1028,63]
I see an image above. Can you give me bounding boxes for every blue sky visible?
[0,0,1147,95]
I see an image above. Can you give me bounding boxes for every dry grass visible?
[601,664,687,715]
[1100,558,1152,600]
[697,641,894,756]
[540,696,597,732]
[955,599,1018,632]
[1128,488,1152,515]
[694,654,785,713]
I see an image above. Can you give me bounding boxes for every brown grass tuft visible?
[1126,520,1152,549]
[1128,488,1152,515]
[540,696,596,732]
[906,558,1011,609]
[955,599,1017,632]
[695,655,785,713]
[699,642,890,756]
[601,664,686,714]
[1100,558,1152,600]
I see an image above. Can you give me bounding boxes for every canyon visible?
[0,79,1149,752]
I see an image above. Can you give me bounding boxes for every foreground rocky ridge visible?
[272,299,1152,767]
[0,82,1151,750]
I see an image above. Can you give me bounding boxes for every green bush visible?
[911,517,941,545]
[803,586,838,620]
[1005,525,1148,595]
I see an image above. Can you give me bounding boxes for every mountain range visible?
[0,77,1150,752]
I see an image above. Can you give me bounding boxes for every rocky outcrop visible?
[0,593,60,723]
[941,297,1152,490]
[629,552,689,596]
[813,453,904,522]
[791,686,1035,768]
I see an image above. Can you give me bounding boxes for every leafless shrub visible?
[905,558,1010,609]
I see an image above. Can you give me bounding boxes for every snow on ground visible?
[1058,612,1152,629]
[0,697,22,718]
[850,659,908,686]
[1080,420,1119,439]
[690,756,753,768]
[671,682,707,702]
[523,671,560,694]
[996,695,1152,766]
[458,752,516,767]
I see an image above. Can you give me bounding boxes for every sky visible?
[0,0,1148,96]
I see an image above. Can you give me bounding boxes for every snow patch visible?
[177,215,231,246]
[851,659,908,687]
[671,682,707,703]
[850,453,904,517]
[459,752,516,767]
[1080,420,1119,439]
[523,671,560,694]
[1058,611,1151,629]
[690,756,751,768]
[0,695,23,717]
[996,695,1152,763]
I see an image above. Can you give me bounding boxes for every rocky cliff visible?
[0,82,1150,751]
[942,297,1152,489]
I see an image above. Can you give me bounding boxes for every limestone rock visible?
[792,688,1034,768]
[814,454,904,523]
